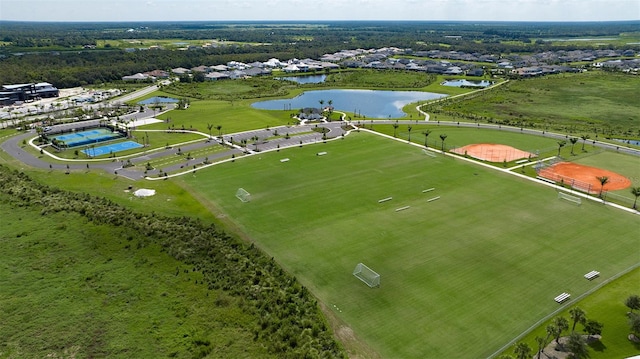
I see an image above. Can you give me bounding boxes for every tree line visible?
[0,165,346,358]
[1,21,639,88]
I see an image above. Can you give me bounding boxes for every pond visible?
[441,79,492,88]
[251,89,446,118]
[137,96,179,105]
[612,138,640,146]
[276,74,327,84]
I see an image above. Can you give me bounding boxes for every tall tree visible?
[553,316,569,344]
[631,187,640,210]
[566,332,590,359]
[570,307,587,333]
[392,121,399,137]
[569,137,578,155]
[439,134,448,152]
[584,320,603,340]
[423,129,432,148]
[596,176,609,198]
[625,294,640,313]
[407,125,412,142]
[513,342,532,359]
[580,134,590,151]
[535,336,546,359]
[557,140,566,156]
[207,123,214,139]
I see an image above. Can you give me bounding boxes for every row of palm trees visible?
[391,123,449,151]
[503,307,601,359]
[556,134,593,157]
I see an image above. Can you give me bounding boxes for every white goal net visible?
[236,188,251,202]
[558,191,581,205]
[353,263,380,287]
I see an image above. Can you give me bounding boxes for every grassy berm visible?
[0,166,344,359]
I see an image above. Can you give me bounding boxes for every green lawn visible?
[180,132,640,358]
[502,268,640,358]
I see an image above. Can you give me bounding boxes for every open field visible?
[436,71,640,135]
[0,197,272,358]
[179,132,640,358]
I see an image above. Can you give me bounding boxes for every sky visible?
[0,0,638,22]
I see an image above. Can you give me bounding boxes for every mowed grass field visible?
[180,132,640,358]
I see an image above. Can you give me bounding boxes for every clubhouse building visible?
[0,83,59,106]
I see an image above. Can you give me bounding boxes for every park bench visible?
[554,292,571,303]
[584,270,600,280]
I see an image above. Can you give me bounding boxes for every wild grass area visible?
[180,132,639,358]
[433,71,640,136]
[0,198,274,359]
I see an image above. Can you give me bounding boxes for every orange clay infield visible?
[451,143,536,162]
[538,162,631,193]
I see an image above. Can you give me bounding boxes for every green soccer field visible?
[180,132,639,358]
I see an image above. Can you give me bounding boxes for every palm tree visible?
[319,99,324,110]
[630,187,640,210]
[580,134,590,151]
[327,99,333,114]
[596,176,609,198]
[569,137,578,155]
[207,123,214,139]
[392,122,399,137]
[407,125,412,142]
[553,316,569,344]
[535,336,546,359]
[216,125,222,137]
[439,134,448,152]
[557,140,566,156]
[566,332,589,359]
[513,342,531,359]
[423,129,432,147]
[569,307,587,332]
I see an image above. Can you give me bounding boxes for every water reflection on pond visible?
[441,79,492,88]
[276,75,327,84]
[252,89,446,118]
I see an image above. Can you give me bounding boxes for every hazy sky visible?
[1,0,638,22]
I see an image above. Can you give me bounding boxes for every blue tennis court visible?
[81,141,143,157]
[51,128,124,147]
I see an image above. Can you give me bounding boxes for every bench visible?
[584,270,600,280]
[280,158,290,162]
[536,176,555,184]
[554,292,571,303]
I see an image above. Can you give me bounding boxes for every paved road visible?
[351,119,640,157]
[2,110,638,181]
[1,120,349,180]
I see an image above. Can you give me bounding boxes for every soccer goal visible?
[558,191,581,205]
[353,263,380,288]
[236,188,251,203]
[422,149,436,158]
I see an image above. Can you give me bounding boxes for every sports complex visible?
[3,78,639,359]
[176,129,638,358]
